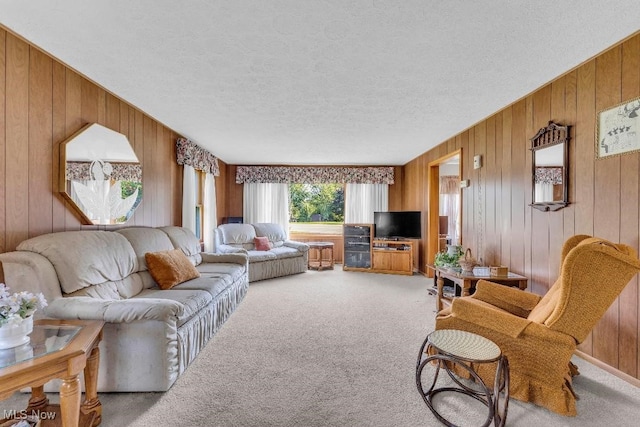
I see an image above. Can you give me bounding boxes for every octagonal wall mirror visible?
[530,121,570,212]
[59,123,142,225]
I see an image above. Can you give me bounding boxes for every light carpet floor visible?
[2,269,640,426]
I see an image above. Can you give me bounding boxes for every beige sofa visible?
[214,223,309,282]
[0,226,248,392]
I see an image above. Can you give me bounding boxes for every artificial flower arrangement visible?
[0,282,47,327]
[434,245,464,268]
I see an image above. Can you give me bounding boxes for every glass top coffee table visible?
[0,324,81,370]
[0,319,104,427]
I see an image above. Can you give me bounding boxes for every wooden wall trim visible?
[575,350,640,388]
[426,149,462,273]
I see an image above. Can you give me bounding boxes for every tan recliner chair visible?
[435,235,640,416]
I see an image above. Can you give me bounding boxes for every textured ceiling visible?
[1,1,639,165]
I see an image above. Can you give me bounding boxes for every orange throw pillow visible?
[145,249,200,290]
[254,236,272,251]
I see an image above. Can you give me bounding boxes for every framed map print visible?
[596,97,640,159]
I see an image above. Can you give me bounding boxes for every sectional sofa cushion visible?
[217,223,257,251]
[160,226,204,265]
[116,227,174,271]
[16,230,137,294]
[253,222,287,248]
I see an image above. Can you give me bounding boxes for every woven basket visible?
[458,248,477,271]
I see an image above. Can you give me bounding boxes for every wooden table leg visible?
[461,279,472,297]
[26,385,49,412]
[436,272,445,311]
[82,345,102,426]
[60,374,81,427]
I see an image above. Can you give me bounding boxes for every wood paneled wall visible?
[216,161,233,226]
[0,29,186,252]
[221,165,244,220]
[402,32,640,381]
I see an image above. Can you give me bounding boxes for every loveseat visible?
[214,223,309,282]
[0,226,249,392]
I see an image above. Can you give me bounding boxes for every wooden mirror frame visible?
[529,121,570,212]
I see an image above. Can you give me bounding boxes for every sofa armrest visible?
[201,252,249,266]
[45,296,183,323]
[216,244,248,254]
[283,240,309,252]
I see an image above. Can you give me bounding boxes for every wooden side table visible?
[307,242,334,271]
[426,265,528,311]
[0,319,104,427]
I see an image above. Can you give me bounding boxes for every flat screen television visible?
[373,211,422,239]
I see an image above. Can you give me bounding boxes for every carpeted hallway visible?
[3,269,640,426]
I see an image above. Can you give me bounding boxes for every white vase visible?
[446,245,459,256]
[0,315,34,350]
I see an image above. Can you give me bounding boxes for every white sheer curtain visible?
[534,183,554,202]
[441,194,460,245]
[440,175,460,246]
[243,183,290,235]
[344,183,388,223]
[182,164,197,234]
[203,173,217,252]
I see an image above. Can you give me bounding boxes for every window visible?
[289,184,344,234]
[195,205,202,240]
[194,170,205,241]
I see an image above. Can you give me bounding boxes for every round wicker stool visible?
[416,329,509,427]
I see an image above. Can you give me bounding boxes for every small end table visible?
[416,329,509,427]
[426,265,528,311]
[0,319,104,427]
[307,242,334,271]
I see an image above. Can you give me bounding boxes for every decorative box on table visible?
[490,266,509,276]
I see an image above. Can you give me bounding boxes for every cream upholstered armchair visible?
[435,235,640,416]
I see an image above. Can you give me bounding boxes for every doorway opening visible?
[427,150,462,276]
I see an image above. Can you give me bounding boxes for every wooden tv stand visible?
[371,239,414,275]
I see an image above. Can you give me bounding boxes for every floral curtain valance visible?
[66,161,142,182]
[535,167,563,185]
[176,137,220,176]
[235,166,395,184]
